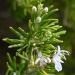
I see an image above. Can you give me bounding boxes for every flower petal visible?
[54,61,62,72]
[46,57,51,63]
[38,51,42,58]
[57,45,61,55]
[40,59,46,66]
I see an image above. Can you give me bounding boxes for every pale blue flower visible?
[35,51,51,66]
[53,45,69,72]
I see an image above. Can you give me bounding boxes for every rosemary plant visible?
[3,0,70,75]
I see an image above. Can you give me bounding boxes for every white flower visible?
[44,7,48,13]
[53,45,69,72]
[35,51,51,66]
[32,6,37,12]
[13,72,16,75]
[36,16,41,23]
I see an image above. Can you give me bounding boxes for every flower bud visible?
[33,43,36,46]
[36,16,41,23]
[32,6,37,12]
[13,72,16,75]
[44,7,48,13]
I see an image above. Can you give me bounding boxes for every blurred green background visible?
[0,0,75,75]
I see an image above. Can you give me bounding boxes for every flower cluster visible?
[35,45,70,72]
[32,5,48,24]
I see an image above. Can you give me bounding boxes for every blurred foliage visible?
[64,0,75,28]
[8,0,45,21]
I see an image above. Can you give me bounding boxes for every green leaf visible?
[8,43,24,48]
[50,38,63,44]
[9,27,24,39]
[3,38,24,44]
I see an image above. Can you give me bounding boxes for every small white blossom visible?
[36,16,41,23]
[13,72,16,75]
[53,45,69,72]
[35,51,51,67]
[32,6,37,12]
[44,7,48,13]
